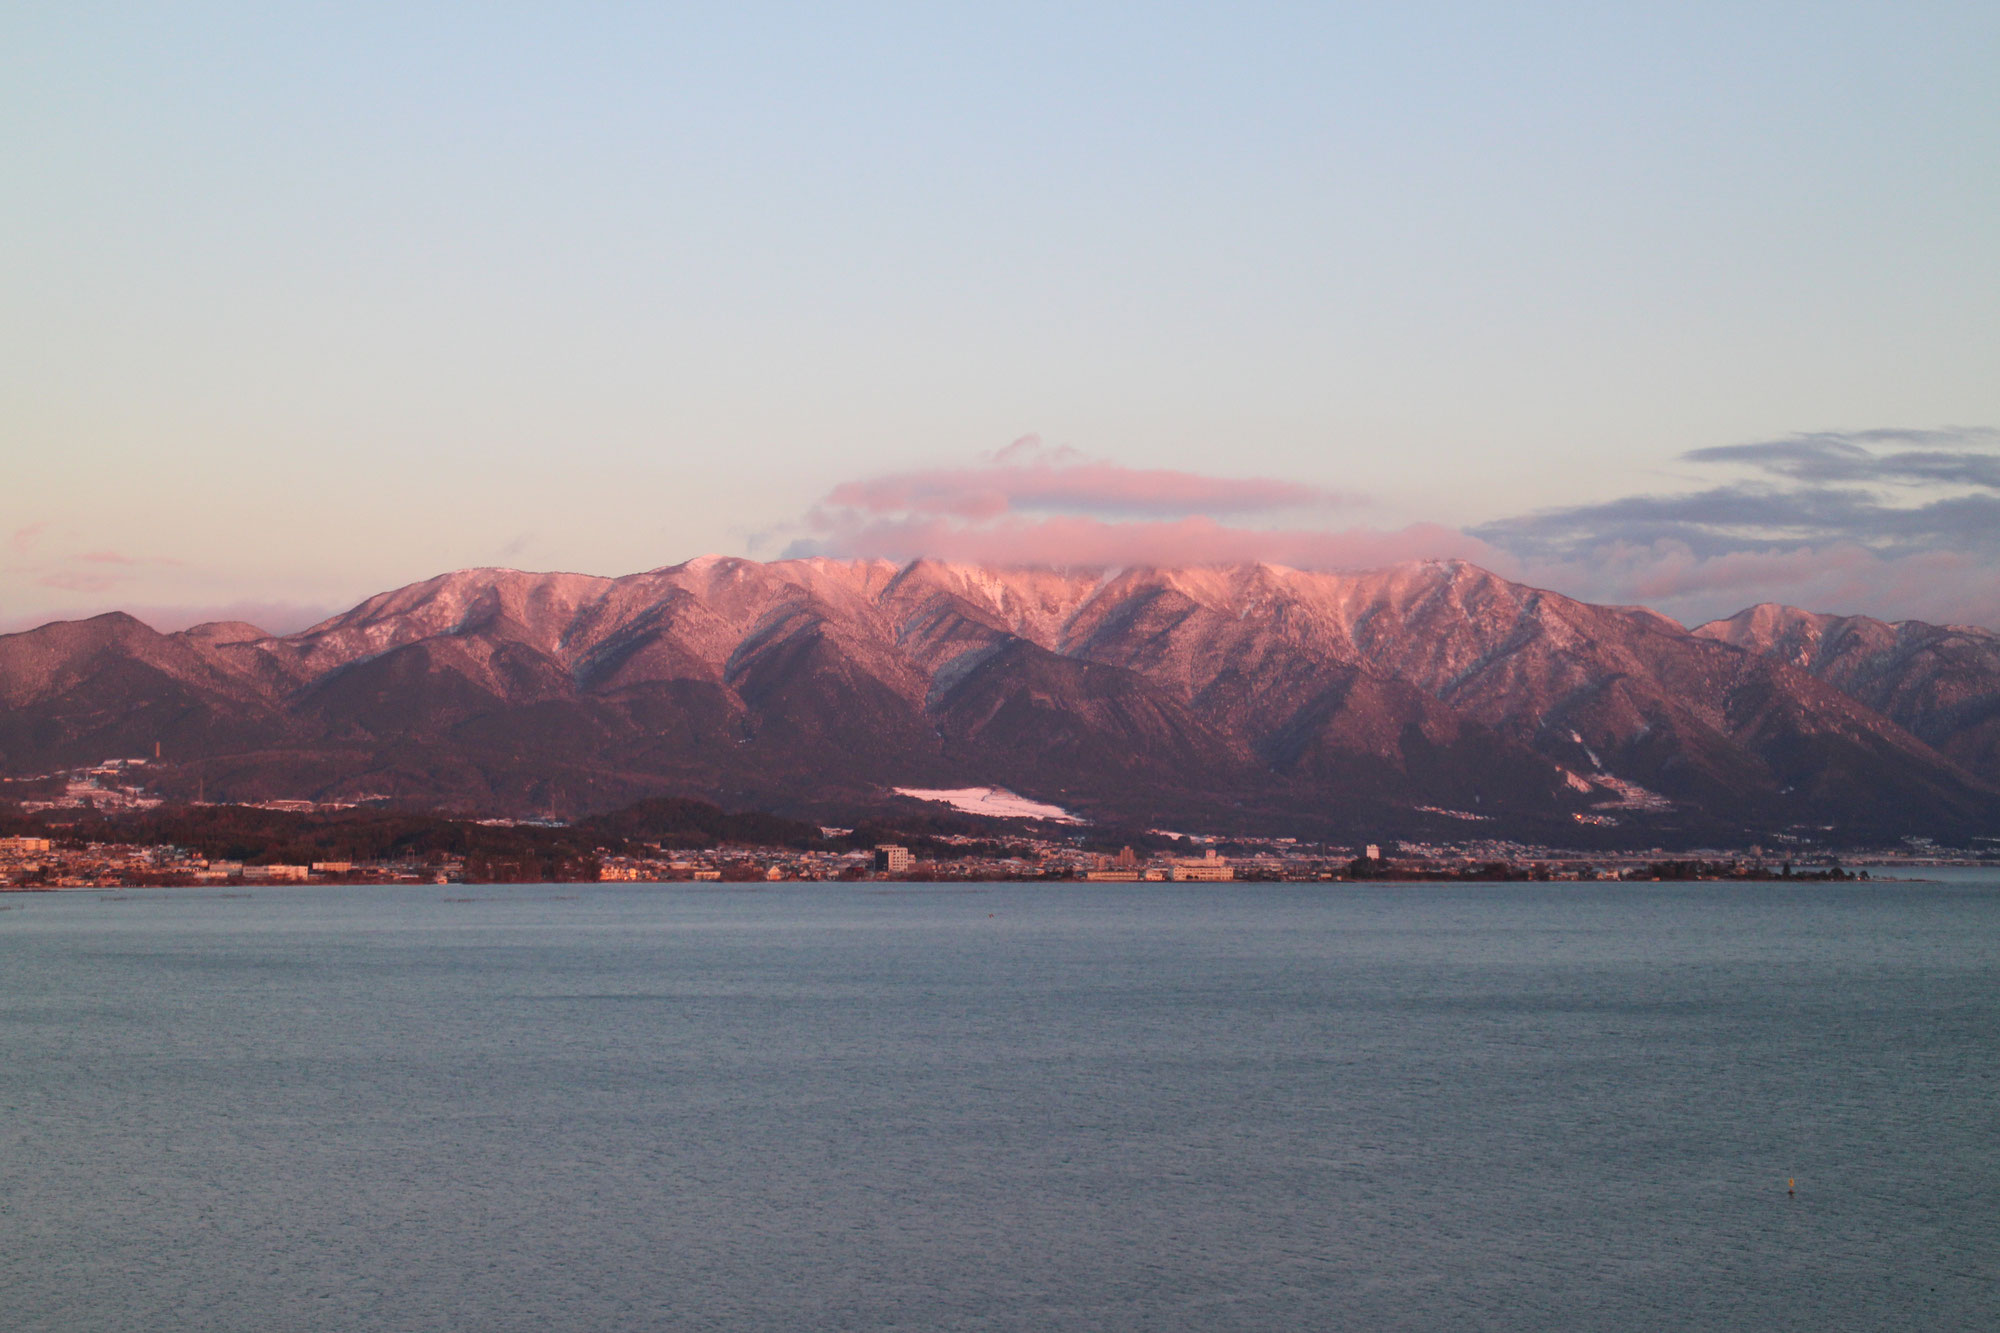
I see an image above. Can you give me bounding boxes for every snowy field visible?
[891,786,1083,824]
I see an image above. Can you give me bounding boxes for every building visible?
[1169,849,1234,882]
[0,837,53,854]
[1085,845,1145,880]
[1364,844,1382,861]
[874,844,913,873]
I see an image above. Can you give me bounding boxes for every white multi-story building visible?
[1169,849,1234,882]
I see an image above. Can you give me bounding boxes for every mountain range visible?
[4,556,1997,846]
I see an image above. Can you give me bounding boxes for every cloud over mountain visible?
[820,436,1352,521]
[779,436,1487,570]
[1477,427,2000,628]
[1484,427,2000,560]
[763,428,2000,630]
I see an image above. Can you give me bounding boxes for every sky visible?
[5,3,1998,632]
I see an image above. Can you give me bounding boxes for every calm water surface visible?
[2,879,1995,1330]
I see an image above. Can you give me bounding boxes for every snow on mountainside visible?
[2,557,1995,841]
[1696,604,2000,785]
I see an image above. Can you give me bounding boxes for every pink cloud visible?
[10,522,48,554]
[807,511,1495,570]
[824,463,1342,519]
[819,439,1355,524]
[77,550,142,565]
[783,440,1409,571]
[782,441,1486,576]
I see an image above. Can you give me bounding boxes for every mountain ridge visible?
[4,557,1996,844]
[1695,603,2000,788]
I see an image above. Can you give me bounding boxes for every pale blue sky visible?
[5,3,1997,629]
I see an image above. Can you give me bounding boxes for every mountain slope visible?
[2,559,1994,842]
[0,613,297,767]
[1696,604,2000,787]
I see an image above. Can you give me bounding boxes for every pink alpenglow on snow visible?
[893,786,1084,824]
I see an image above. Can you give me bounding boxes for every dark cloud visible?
[1478,428,2000,562]
[1685,427,2000,490]
[1479,486,2000,561]
[1473,426,2000,627]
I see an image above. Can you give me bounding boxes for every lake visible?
[2,879,1995,1330]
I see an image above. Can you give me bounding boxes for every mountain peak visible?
[1695,602,1842,648]
[5,555,1995,839]
[178,620,273,645]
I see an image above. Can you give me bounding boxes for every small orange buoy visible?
[1788,1178,1795,1196]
